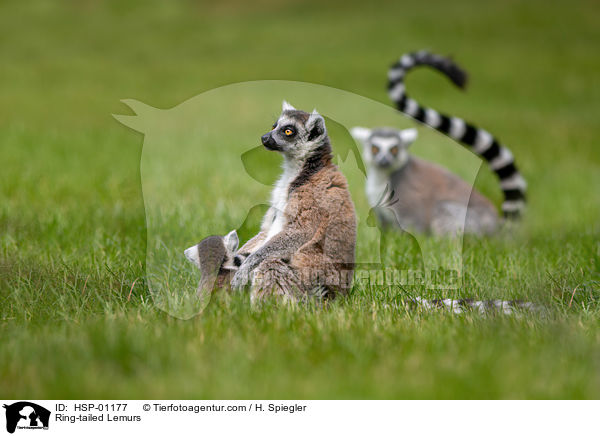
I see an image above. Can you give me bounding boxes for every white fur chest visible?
[263,160,300,243]
[365,167,399,224]
[266,182,287,240]
[365,168,390,207]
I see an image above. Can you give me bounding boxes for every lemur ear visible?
[399,128,418,146]
[306,109,326,141]
[223,230,239,253]
[184,244,201,268]
[282,100,296,112]
[350,127,372,145]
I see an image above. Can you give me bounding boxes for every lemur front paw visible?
[231,265,252,291]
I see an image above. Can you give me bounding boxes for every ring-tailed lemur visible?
[352,52,538,312]
[387,50,527,218]
[184,223,538,314]
[221,101,357,301]
[352,126,500,234]
[185,230,242,295]
[352,52,527,234]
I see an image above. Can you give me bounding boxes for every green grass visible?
[1,0,599,398]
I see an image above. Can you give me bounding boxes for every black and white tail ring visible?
[388,51,527,218]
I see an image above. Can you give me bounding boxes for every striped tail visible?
[412,297,538,315]
[387,51,527,218]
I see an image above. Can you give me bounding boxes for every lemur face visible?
[351,127,418,171]
[184,230,240,271]
[261,101,327,160]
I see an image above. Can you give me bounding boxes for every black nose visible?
[261,133,279,150]
[378,158,391,168]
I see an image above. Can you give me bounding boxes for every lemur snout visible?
[378,157,392,168]
[261,132,279,150]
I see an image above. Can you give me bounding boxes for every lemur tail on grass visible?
[411,297,538,315]
[387,51,526,218]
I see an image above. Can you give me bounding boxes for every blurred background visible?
[2,0,599,237]
[2,0,598,239]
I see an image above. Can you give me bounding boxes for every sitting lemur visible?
[185,102,357,301]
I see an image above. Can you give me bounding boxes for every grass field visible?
[1,0,599,399]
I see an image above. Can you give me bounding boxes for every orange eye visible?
[371,145,379,155]
[390,146,399,156]
[284,128,294,136]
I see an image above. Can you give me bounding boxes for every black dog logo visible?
[3,402,50,434]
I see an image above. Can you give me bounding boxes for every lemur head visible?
[184,230,241,272]
[351,127,418,171]
[261,101,329,161]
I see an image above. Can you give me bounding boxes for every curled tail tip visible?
[436,53,468,89]
[447,63,468,89]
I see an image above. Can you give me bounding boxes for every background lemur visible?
[204,102,356,300]
[352,51,527,235]
[352,126,500,235]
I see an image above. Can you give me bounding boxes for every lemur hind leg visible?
[251,257,345,302]
[251,259,304,302]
